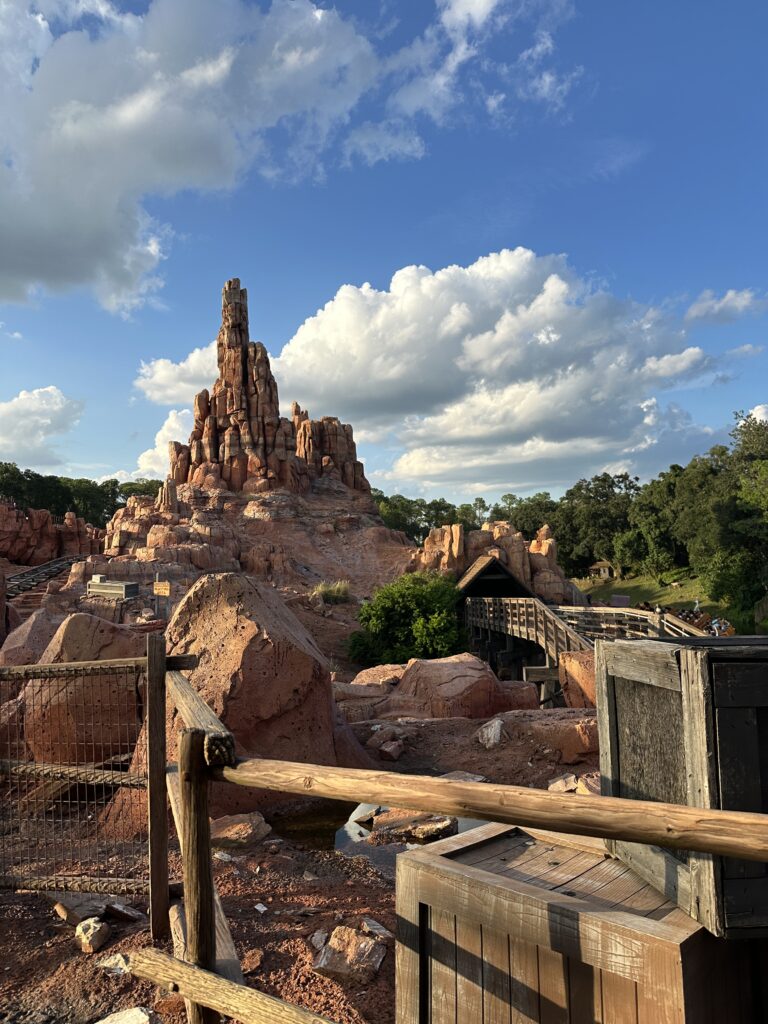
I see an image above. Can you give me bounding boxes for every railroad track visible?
[5,556,84,599]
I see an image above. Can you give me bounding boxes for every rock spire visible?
[168,279,370,496]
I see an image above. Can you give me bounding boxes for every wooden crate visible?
[596,636,768,938]
[396,823,766,1024]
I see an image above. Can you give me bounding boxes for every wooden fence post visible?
[180,729,219,1024]
[147,632,169,941]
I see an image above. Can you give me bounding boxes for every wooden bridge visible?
[465,596,707,665]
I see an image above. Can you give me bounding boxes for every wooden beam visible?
[215,757,768,862]
[0,657,147,679]
[126,948,333,1024]
[167,670,235,767]
[167,766,244,984]
[180,729,218,1024]
[167,654,199,671]
[147,632,169,942]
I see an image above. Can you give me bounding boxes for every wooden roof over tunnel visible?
[456,554,536,600]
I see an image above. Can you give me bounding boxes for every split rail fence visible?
[119,645,768,1024]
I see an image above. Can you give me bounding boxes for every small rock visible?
[576,771,602,796]
[365,726,398,750]
[369,808,457,845]
[98,953,130,976]
[255,903,268,914]
[360,917,394,941]
[210,811,272,849]
[379,739,404,761]
[213,851,234,862]
[350,804,381,826]
[303,869,319,881]
[75,917,111,954]
[313,926,386,984]
[309,929,328,950]
[242,947,264,974]
[548,773,578,793]
[105,901,147,924]
[52,895,106,926]
[93,1010,158,1024]
[475,718,507,749]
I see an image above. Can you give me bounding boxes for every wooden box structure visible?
[396,823,765,1023]
[596,636,768,938]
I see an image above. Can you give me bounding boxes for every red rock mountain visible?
[168,278,369,496]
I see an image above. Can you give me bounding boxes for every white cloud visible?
[728,343,763,357]
[685,288,761,322]
[751,405,768,422]
[0,385,83,467]
[1,0,579,313]
[111,408,194,481]
[135,341,217,405]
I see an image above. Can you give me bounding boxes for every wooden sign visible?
[153,580,171,597]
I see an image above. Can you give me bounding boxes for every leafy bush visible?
[310,579,351,604]
[348,572,463,666]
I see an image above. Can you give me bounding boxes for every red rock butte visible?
[168,278,370,496]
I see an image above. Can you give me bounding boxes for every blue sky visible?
[1,0,766,501]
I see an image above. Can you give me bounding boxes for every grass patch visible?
[310,579,352,604]
[574,568,732,619]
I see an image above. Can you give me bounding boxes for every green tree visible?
[348,572,463,665]
[552,472,640,576]
[612,528,647,578]
[118,478,163,502]
[642,546,674,585]
[489,491,558,538]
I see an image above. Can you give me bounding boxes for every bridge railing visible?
[551,604,707,641]
[466,596,592,664]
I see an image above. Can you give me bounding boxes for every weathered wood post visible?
[147,632,169,941]
[180,728,219,1024]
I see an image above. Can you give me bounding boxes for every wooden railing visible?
[129,666,768,1024]
[466,596,592,663]
[466,596,707,664]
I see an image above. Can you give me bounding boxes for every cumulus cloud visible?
[131,409,194,479]
[135,342,217,405]
[0,385,83,467]
[1,0,578,313]
[685,288,762,322]
[131,246,731,491]
[751,404,768,422]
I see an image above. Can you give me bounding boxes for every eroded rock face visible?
[413,521,584,605]
[120,572,371,819]
[22,613,144,764]
[0,502,103,566]
[167,279,370,497]
[558,650,596,708]
[0,608,66,667]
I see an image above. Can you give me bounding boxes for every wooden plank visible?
[167,671,235,767]
[170,902,194,1021]
[680,648,724,936]
[216,757,768,862]
[712,662,768,707]
[435,822,518,857]
[537,947,568,1024]
[600,974,637,1024]
[482,924,512,1024]
[147,632,169,942]
[511,827,607,856]
[1,759,146,790]
[126,948,334,1024]
[568,959,602,1023]
[602,641,681,691]
[723,876,768,926]
[510,937,540,1023]
[456,918,484,1024]
[166,767,243,985]
[402,851,690,981]
[179,729,218,1024]
[0,657,147,678]
[395,857,423,1024]
[595,641,619,811]
[716,706,765,879]
[430,908,457,1024]
[167,654,199,671]
[610,841,692,919]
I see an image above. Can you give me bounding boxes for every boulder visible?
[559,651,596,708]
[312,926,386,984]
[369,808,457,844]
[75,917,111,954]
[373,653,534,720]
[475,718,506,749]
[22,614,143,764]
[350,664,405,689]
[0,695,30,761]
[210,812,272,849]
[108,572,372,829]
[0,608,66,669]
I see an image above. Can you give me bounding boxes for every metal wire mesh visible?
[0,660,150,894]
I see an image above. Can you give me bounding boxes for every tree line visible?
[0,462,162,528]
[373,412,768,630]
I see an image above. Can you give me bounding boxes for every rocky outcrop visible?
[413,521,584,605]
[0,608,66,667]
[167,279,369,497]
[22,614,144,764]
[0,568,6,647]
[0,502,103,566]
[336,652,538,722]
[558,651,596,708]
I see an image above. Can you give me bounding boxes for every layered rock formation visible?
[168,279,369,496]
[0,503,103,565]
[415,522,584,605]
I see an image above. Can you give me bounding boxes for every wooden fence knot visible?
[303,776,314,790]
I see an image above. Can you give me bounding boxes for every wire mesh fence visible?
[0,659,150,894]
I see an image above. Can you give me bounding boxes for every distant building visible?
[456,555,535,602]
[588,560,614,580]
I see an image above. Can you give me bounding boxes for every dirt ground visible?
[0,714,596,1024]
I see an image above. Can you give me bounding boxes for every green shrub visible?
[310,579,351,604]
[348,572,463,666]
